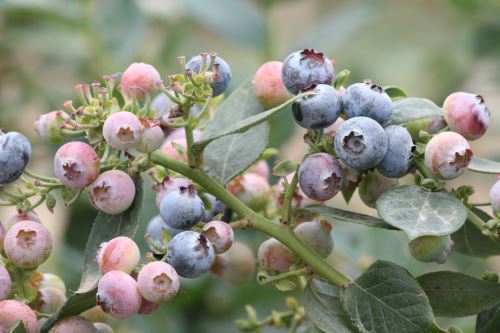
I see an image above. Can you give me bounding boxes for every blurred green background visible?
[1,0,500,332]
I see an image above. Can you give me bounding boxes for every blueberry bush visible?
[0,47,500,333]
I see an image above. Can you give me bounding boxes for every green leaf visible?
[468,157,500,174]
[272,160,298,177]
[273,279,297,292]
[476,303,500,333]
[417,271,500,317]
[389,98,443,125]
[299,205,398,230]
[77,175,144,293]
[40,289,97,333]
[333,69,350,89]
[384,86,408,99]
[376,185,467,240]
[45,192,56,213]
[342,260,445,333]
[452,208,500,257]
[8,321,28,333]
[303,279,356,333]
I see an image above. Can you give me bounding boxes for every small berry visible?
[96,270,142,319]
[49,316,97,333]
[343,81,393,124]
[424,132,472,180]
[103,111,142,150]
[185,54,232,97]
[120,62,161,100]
[210,241,256,286]
[252,61,291,108]
[443,92,489,140]
[0,131,32,186]
[167,231,215,278]
[292,84,342,129]
[90,170,136,215]
[35,111,70,144]
[334,117,388,171]
[202,221,234,254]
[0,300,38,333]
[36,287,67,314]
[145,215,182,245]
[358,170,398,208]
[4,220,52,269]
[227,173,271,212]
[409,235,454,264]
[94,323,114,333]
[159,185,205,230]
[203,193,233,223]
[5,210,41,230]
[135,122,164,153]
[137,261,180,303]
[97,236,140,274]
[154,177,192,209]
[294,221,334,258]
[298,153,342,201]
[489,175,500,216]
[257,238,295,273]
[282,49,334,95]
[37,273,66,294]
[0,266,11,301]
[53,142,100,188]
[376,125,415,178]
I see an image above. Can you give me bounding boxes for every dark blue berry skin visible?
[334,117,388,171]
[0,131,32,186]
[204,194,233,223]
[376,125,415,178]
[185,55,232,97]
[298,153,342,201]
[282,49,334,95]
[167,231,215,278]
[159,185,205,230]
[343,82,392,124]
[292,84,342,129]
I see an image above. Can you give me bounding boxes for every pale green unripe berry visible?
[409,235,454,264]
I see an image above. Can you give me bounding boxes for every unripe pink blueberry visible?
[0,266,11,301]
[54,142,100,189]
[93,322,114,333]
[202,221,234,254]
[37,287,67,314]
[443,92,489,140]
[34,111,70,144]
[409,235,454,264]
[48,316,97,333]
[4,220,53,269]
[424,132,472,179]
[211,241,256,286]
[252,61,292,109]
[137,261,180,304]
[154,177,192,209]
[120,62,161,100]
[90,170,136,215]
[294,221,333,258]
[227,173,271,212]
[103,111,142,150]
[97,236,140,274]
[247,160,270,180]
[257,238,295,273]
[138,297,161,315]
[160,129,202,161]
[5,210,41,230]
[0,300,38,333]
[135,122,164,153]
[96,270,142,319]
[37,273,66,294]
[80,306,109,323]
[489,175,500,216]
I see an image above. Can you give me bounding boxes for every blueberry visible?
[159,185,205,230]
[443,92,489,140]
[292,84,342,129]
[376,125,415,178]
[185,54,231,97]
[282,49,334,95]
[490,175,500,216]
[409,235,454,264]
[146,216,183,245]
[334,117,388,171]
[298,153,342,201]
[204,193,233,222]
[343,81,392,124]
[0,131,32,186]
[167,231,215,278]
[294,221,333,258]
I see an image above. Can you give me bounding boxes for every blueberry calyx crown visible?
[300,49,325,64]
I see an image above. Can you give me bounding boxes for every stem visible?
[260,268,308,285]
[413,157,435,180]
[24,170,58,183]
[151,151,351,287]
[14,267,26,300]
[467,208,500,246]
[471,202,491,207]
[282,168,299,223]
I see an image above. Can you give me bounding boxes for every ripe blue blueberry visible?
[292,84,342,129]
[298,153,343,201]
[185,54,231,97]
[204,194,233,222]
[334,117,388,171]
[0,131,32,186]
[159,185,205,230]
[167,231,215,278]
[282,49,334,95]
[343,81,392,124]
[376,125,415,178]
